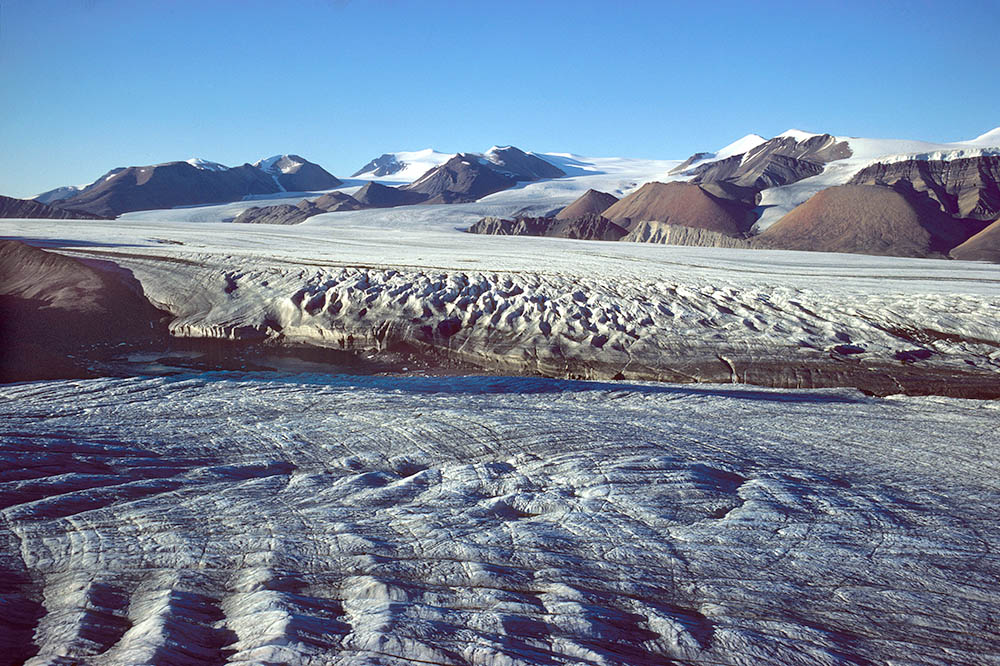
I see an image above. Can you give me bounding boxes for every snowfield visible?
[2,374,998,665]
[1,139,999,664]
[2,185,998,396]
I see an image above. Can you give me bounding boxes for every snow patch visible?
[185,158,229,171]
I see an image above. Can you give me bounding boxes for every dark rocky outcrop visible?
[399,147,564,205]
[403,154,520,204]
[484,146,565,180]
[234,191,363,225]
[754,184,969,258]
[468,213,628,241]
[0,240,168,381]
[684,134,852,190]
[34,168,126,205]
[254,155,342,191]
[234,201,323,225]
[621,221,751,248]
[0,194,108,220]
[669,152,713,175]
[601,182,755,236]
[352,153,404,178]
[950,217,1000,262]
[554,189,620,220]
[52,162,284,217]
[313,191,365,212]
[352,181,428,208]
[848,155,1000,221]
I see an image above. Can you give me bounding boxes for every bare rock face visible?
[483,146,565,180]
[351,153,403,177]
[602,182,755,236]
[234,192,364,225]
[684,134,852,190]
[554,189,620,220]
[622,220,751,248]
[313,191,365,212]
[950,217,1000,262]
[401,147,564,205]
[352,181,428,208]
[33,168,125,205]
[0,194,108,220]
[254,155,342,192]
[848,155,1000,221]
[0,240,167,380]
[234,200,323,225]
[755,184,968,257]
[669,151,714,174]
[403,154,519,204]
[468,214,628,241]
[53,162,283,217]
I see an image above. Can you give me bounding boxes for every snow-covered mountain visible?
[28,155,341,217]
[252,154,342,192]
[351,149,455,182]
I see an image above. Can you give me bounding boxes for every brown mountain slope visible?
[468,214,628,241]
[353,181,427,208]
[403,154,518,204]
[0,240,168,380]
[0,194,108,220]
[234,191,364,225]
[554,189,619,220]
[53,162,282,217]
[601,182,753,236]
[755,184,968,257]
[848,155,1000,221]
[686,133,852,190]
[950,218,1000,262]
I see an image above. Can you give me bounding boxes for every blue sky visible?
[1,0,998,197]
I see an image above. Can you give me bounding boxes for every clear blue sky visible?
[1,0,998,198]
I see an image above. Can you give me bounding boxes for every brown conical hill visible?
[554,189,619,220]
[950,217,1000,262]
[755,184,967,258]
[601,181,753,236]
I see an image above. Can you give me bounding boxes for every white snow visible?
[754,129,1000,230]
[185,157,229,171]
[352,148,455,183]
[776,128,822,141]
[715,133,767,159]
[1,371,998,664]
[2,131,1000,664]
[969,125,1000,145]
[254,154,306,175]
